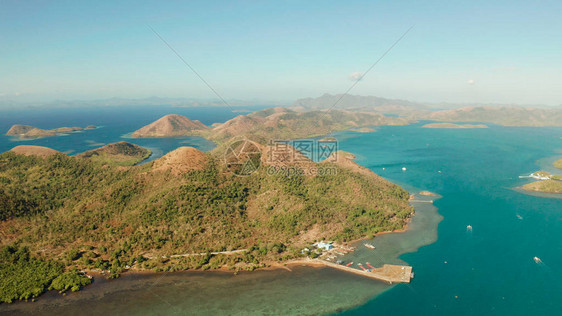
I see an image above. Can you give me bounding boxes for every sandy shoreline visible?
[84,192,437,280]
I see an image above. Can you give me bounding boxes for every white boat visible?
[534,256,542,263]
[466,225,473,232]
[364,243,376,249]
[402,167,407,171]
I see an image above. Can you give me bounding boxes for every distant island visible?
[131,114,209,138]
[6,124,96,139]
[555,159,562,169]
[422,123,488,129]
[350,127,376,133]
[520,168,562,194]
[130,108,410,143]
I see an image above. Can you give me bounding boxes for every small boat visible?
[366,262,376,269]
[357,263,369,271]
[466,225,473,232]
[345,261,354,267]
[402,167,407,171]
[364,243,376,249]
[534,256,542,263]
[516,214,523,220]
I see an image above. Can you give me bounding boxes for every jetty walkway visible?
[291,258,413,284]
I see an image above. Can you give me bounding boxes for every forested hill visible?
[0,145,412,302]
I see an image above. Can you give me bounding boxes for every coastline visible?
[82,190,438,282]
[1,123,439,307]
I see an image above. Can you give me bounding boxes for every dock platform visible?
[292,259,413,284]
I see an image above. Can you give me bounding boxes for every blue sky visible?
[1,0,561,105]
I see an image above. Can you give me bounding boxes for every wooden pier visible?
[291,259,413,284]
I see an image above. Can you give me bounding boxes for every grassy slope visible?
[554,159,562,169]
[76,141,152,166]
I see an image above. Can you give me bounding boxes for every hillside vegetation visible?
[76,141,151,166]
[0,146,412,302]
[0,246,91,303]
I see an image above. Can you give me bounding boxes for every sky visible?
[1,0,561,106]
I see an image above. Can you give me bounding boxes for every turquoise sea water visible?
[0,106,270,158]
[0,107,561,315]
[338,124,562,315]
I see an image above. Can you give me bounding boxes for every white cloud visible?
[349,72,363,82]
[467,79,475,85]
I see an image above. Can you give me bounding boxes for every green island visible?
[5,124,96,139]
[554,159,562,170]
[0,110,414,303]
[520,164,562,194]
[521,180,562,194]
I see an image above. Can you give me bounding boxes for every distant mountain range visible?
[291,93,428,115]
[0,97,285,110]
[2,94,560,113]
[291,93,561,114]
[415,106,562,127]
